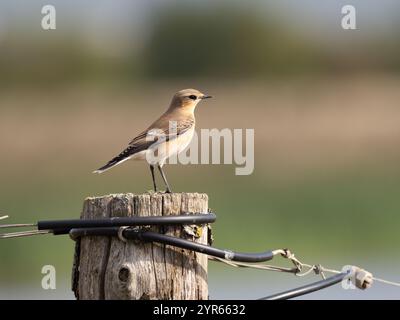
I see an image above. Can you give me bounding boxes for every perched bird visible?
[94,89,212,193]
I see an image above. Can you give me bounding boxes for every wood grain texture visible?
[72,192,209,300]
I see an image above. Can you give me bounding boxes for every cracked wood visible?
[72,192,209,300]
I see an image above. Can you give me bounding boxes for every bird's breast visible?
[150,127,195,165]
[175,126,195,151]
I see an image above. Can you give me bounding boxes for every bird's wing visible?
[94,117,194,172]
[129,116,195,146]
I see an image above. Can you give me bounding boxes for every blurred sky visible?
[2,0,400,34]
[1,0,400,79]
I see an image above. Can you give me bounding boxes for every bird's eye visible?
[188,95,197,100]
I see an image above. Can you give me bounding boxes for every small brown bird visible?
[94,89,212,193]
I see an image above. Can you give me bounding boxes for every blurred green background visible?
[1,0,400,299]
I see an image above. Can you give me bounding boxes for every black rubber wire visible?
[69,226,347,299]
[260,272,349,300]
[69,227,275,263]
[2,213,350,299]
[37,213,216,234]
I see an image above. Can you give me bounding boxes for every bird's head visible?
[170,88,212,112]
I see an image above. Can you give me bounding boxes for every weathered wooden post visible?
[72,192,209,300]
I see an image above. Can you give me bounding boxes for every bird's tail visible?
[93,143,144,174]
[93,156,130,174]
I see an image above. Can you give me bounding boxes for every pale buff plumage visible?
[94,89,212,192]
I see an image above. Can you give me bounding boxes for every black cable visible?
[259,272,349,300]
[69,227,348,299]
[37,213,216,234]
[69,227,275,263]
[2,213,354,299]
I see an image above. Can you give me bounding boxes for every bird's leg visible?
[149,165,157,192]
[158,165,172,193]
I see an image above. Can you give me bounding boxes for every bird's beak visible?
[201,95,212,99]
